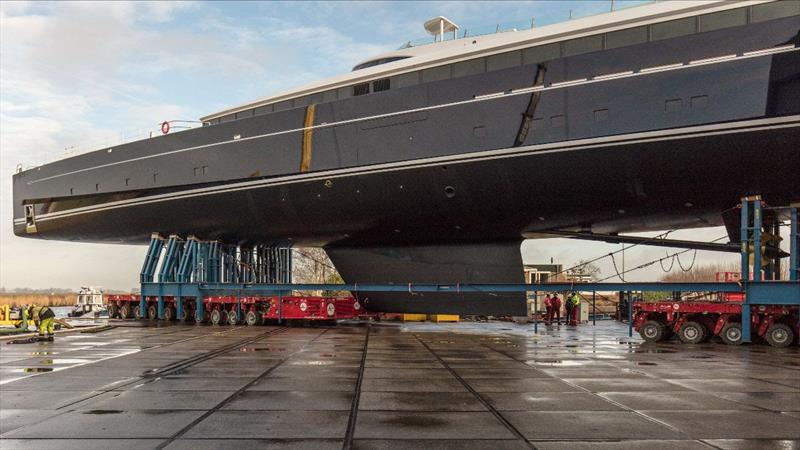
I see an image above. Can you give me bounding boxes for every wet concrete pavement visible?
[0,321,798,449]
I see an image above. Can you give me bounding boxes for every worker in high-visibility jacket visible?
[568,293,581,326]
[28,305,56,341]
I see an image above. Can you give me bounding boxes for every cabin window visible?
[691,95,708,109]
[236,109,253,120]
[372,78,390,92]
[70,188,74,195]
[125,178,131,186]
[274,100,293,111]
[422,65,451,83]
[605,26,648,50]
[353,83,370,96]
[699,8,747,32]
[220,113,236,123]
[453,58,485,77]
[594,109,608,122]
[393,71,420,88]
[254,104,273,116]
[650,17,696,41]
[665,98,683,112]
[322,89,338,102]
[337,86,352,99]
[95,183,100,191]
[487,51,521,72]
[751,0,800,22]
[293,96,310,107]
[563,35,603,57]
[522,43,561,65]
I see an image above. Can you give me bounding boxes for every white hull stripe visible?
[26,45,798,185]
[15,115,800,225]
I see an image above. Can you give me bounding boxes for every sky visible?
[0,0,752,291]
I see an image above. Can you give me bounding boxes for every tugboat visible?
[68,286,108,318]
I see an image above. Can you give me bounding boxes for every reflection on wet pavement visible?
[0,321,797,449]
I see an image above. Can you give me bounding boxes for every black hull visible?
[14,118,800,246]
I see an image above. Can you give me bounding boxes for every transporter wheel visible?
[107,303,120,319]
[210,309,223,326]
[678,321,707,344]
[720,323,743,346]
[133,304,144,320]
[120,304,133,319]
[245,310,262,326]
[765,324,794,348]
[227,309,239,326]
[163,306,176,321]
[147,304,158,320]
[639,320,666,342]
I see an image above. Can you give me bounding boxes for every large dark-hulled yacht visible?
[12,0,800,314]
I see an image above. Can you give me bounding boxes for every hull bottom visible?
[326,242,527,315]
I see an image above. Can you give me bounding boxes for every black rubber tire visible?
[133,304,144,320]
[163,306,176,321]
[245,310,262,326]
[765,323,794,348]
[678,321,707,344]
[639,320,666,342]
[178,306,187,322]
[147,305,158,320]
[720,323,743,345]
[210,309,223,326]
[107,303,120,319]
[227,310,239,326]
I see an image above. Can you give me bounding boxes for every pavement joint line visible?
[52,326,254,408]
[0,325,260,438]
[0,330,201,387]
[142,326,289,378]
[154,326,332,450]
[468,332,699,442]
[411,332,537,450]
[342,325,370,450]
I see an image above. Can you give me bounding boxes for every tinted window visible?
[422,65,451,83]
[699,8,747,32]
[453,58,485,77]
[651,17,696,41]
[254,104,273,116]
[372,78,390,92]
[751,0,800,22]
[352,56,411,71]
[605,26,648,49]
[293,96,310,108]
[322,89,338,102]
[353,83,370,96]
[522,43,561,64]
[220,114,236,123]
[563,35,603,56]
[487,50,521,71]
[274,100,293,112]
[338,86,352,99]
[393,71,420,88]
[236,109,253,119]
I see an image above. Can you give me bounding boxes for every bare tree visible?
[292,248,347,296]
[567,259,602,281]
